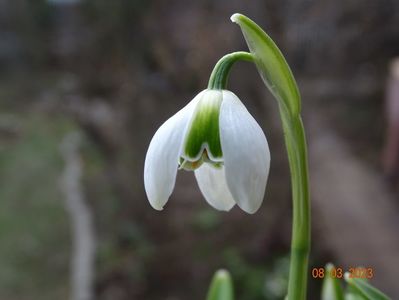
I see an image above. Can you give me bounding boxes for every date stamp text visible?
[311,267,373,279]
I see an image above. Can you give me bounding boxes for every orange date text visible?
[311,267,373,279]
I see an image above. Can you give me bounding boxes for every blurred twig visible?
[60,132,96,300]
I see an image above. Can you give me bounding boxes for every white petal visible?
[219,90,270,214]
[144,92,203,210]
[194,164,235,211]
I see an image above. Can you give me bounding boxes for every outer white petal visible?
[219,90,270,214]
[144,92,203,210]
[194,164,235,211]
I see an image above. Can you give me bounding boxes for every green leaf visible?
[344,274,391,300]
[231,13,301,117]
[206,269,234,300]
[345,284,368,300]
[322,264,345,300]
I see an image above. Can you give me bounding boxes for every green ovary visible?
[181,90,223,168]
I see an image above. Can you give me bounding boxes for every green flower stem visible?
[283,113,310,300]
[208,51,254,90]
[220,13,310,300]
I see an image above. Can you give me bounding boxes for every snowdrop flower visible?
[144,89,270,213]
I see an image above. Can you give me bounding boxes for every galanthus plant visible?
[144,13,390,300]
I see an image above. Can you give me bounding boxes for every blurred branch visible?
[60,132,96,300]
[382,58,399,183]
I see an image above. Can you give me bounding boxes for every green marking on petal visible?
[179,157,204,171]
[183,90,223,161]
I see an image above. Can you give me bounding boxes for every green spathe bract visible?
[182,90,223,162]
[231,13,301,116]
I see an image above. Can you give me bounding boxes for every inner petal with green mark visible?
[180,90,223,170]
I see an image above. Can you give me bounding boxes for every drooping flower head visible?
[144,89,270,213]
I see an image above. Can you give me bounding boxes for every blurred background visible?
[0,0,399,299]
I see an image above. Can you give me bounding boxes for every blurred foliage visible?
[0,115,73,299]
[223,249,289,300]
[191,209,222,232]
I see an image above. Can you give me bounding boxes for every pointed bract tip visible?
[344,272,351,281]
[230,13,242,23]
[325,263,334,271]
[215,269,230,279]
